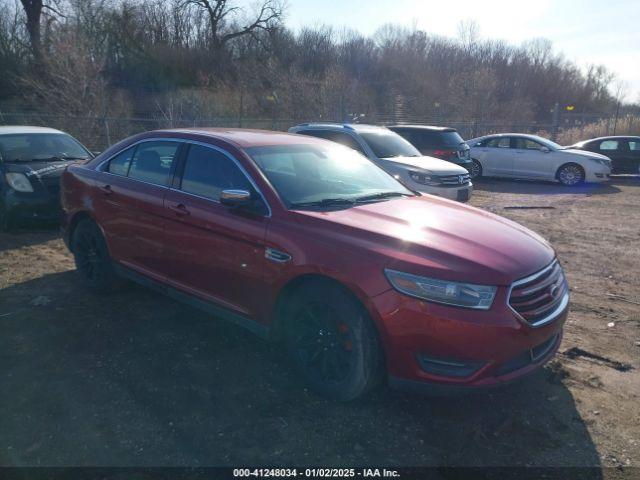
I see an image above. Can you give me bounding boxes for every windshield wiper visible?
[355,191,411,203]
[39,156,87,162]
[382,154,420,158]
[289,197,356,210]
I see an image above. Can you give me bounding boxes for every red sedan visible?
[61,128,568,400]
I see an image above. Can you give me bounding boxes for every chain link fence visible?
[1,110,638,151]
[0,111,304,151]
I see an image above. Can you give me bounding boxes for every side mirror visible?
[220,189,252,208]
[540,146,550,153]
[92,151,102,157]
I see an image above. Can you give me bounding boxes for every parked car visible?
[387,125,473,171]
[0,126,93,230]
[61,128,568,400]
[288,123,473,202]
[467,133,612,186]
[568,136,640,174]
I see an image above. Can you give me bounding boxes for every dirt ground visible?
[0,177,639,476]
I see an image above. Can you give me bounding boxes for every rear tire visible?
[557,163,585,186]
[282,280,382,401]
[71,219,121,292]
[470,159,482,179]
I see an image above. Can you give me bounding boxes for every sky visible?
[282,0,640,102]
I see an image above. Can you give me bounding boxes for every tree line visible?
[0,0,634,132]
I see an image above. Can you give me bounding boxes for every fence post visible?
[613,101,620,135]
[103,117,112,149]
[551,103,560,141]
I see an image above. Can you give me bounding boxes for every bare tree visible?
[18,0,62,60]
[180,0,283,50]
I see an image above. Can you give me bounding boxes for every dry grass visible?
[556,114,640,145]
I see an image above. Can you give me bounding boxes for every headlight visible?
[409,171,438,185]
[385,269,497,310]
[5,173,34,192]
[589,157,610,167]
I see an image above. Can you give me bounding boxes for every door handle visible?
[99,184,113,195]
[168,203,190,216]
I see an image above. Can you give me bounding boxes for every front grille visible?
[509,261,568,327]
[437,173,471,186]
[496,334,559,376]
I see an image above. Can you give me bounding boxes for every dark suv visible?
[388,125,472,170]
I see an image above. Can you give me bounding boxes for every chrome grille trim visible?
[508,260,569,328]
[436,173,471,186]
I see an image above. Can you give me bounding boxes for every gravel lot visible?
[0,177,638,476]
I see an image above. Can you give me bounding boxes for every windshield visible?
[531,135,562,150]
[359,131,421,158]
[247,144,413,208]
[0,133,90,162]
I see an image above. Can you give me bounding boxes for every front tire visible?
[71,219,121,292]
[557,163,585,186]
[470,159,482,179]
[283,280,382,401]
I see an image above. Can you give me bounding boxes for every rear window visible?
[411,130,464,148]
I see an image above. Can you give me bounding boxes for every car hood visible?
[560,149,611,161]
[3,159,74,179]
[382,156,469,175]
[295,195,555,286]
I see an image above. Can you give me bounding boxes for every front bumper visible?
[584,166,612,183]
[1,189,62,225]
[372,285,567,390]
[415,183,473,202]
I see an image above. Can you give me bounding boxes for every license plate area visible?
[457,189,469,201]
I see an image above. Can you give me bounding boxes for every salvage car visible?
[568,136,640,174]
[387,125,473,171]
[0,126,92,230]
[467,133,612,186]
[289,123,473,202]
[61,128,568,400]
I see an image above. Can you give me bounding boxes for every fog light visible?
[416,354,484,378]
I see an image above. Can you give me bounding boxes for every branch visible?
[220,1,282,45]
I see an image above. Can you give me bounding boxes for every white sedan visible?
[466,134,612,186]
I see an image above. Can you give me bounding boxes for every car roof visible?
[480,133,539,138]
[578,135,640,142]
[290,123,388,134]
[155,127,331,148]
[388,125,457,132]
[0,125,66,135]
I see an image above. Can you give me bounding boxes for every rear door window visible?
[127,141,180,186]
[179,144,252,201]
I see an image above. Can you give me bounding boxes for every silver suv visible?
[288,123,472,202]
